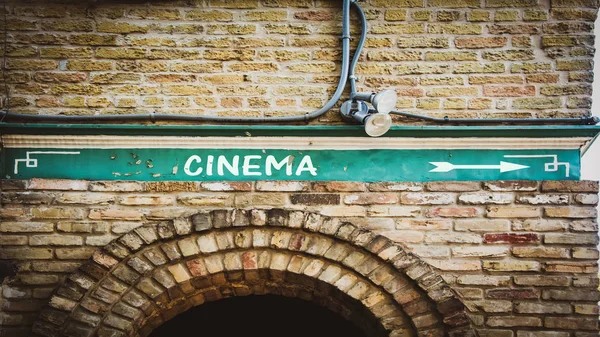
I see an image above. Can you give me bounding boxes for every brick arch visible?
[32,209,475,337]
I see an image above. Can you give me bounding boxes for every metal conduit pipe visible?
[386,110,600,125]
[345,3,599,129]
[349,0,368,96]
[0,0,358,124]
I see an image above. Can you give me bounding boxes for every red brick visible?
[484,233,540,244]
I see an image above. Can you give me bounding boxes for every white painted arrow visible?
[429,161,530,173]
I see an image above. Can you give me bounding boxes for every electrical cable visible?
[386,110,599,125]
[349,1,367,96]
[0,0,596,127]
[0,0,356,124]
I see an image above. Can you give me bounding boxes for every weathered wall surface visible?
[1,0,598,121]
[0,179,598,335]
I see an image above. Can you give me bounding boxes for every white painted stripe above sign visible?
[2,135,593,151]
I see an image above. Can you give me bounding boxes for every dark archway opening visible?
[148,295,370,337]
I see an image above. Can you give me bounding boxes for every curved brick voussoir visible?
[32,209,475,337]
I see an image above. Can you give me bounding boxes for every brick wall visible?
[1,0,598,121]
[0,179,598,335]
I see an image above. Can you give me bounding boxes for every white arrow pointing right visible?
[429,161,530,173]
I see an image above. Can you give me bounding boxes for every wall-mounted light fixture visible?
[352,90,398,114]
[340,99,393,137]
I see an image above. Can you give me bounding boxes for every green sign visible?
[1,148,580,182]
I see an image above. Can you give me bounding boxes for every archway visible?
[148,295,371,337]
[31,209,474,337]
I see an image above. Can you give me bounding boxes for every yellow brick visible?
[454,63,505,74]
[182,37,233,48]
[248,97,271,108]
[52,84,103,96]
[87,97,112,108]
[510,62,553,73]
[69,34,119,46]
[425,51,478,61]
[5,46,38,57]
[148,49,202,60]
[365,37,394,48]
[210,0,259,7]
[256,76,305,84]
[66,60,112,71]
[427,87,479,97]
[411,10,432,20]
[116,98,138,108]
[356,64,394,75]
[428,0,480,7]
[289,37,338,48]
[171,62,223,73]
[116,61,169,73]
[367,50,421,61]
[429,24,483,35]
[7,59,57,71]
[228,62,279,73]
[371,0,423,7]
[151,24,204,34]
[385,10,407,21]
[487,0,538,7]
[444,98,467,109]
[204,49,255,61]
[62,97,86,108]
[90,73,141,84]
[397,64,449,75]
[207,24,256,35]
[143,97,164,107]
[127,8,181,20]
[96,48,146,59]
[495,10,520,21]
[513,98,562,109]
[274,86,324,95]
[127,38,177,47]
[371,23,425,34]
[185,10,233,21]
[41,20,94,32]
[40,47,93,59]
[6,19,38,31]
[243,10,288,21]
[288,62,336,73]
[398,37,449,48]
[302,98,325,108]
[147,74,196,83]
[483,50,534,61]
[469,75,524,84]
[167,97,190,108]
[194,97,218,108]
[217,85,267,96]
[523,10,548,21]
[262,0,312,7]
[469,98,493,109]
[417,98,440,109]
[199,75,245,85]
[163,85,213,96]
[258,50,310,61]
[513,36,532,48]
[420,76,464,86]
[265,23,311,34]
[467,11,491,21]
[97,22,149,34]
[276,98,296,106]
[314,50,342,61]
[238,37,284,47]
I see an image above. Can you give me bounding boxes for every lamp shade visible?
[364,113,392,137]
[371,89,398,114]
